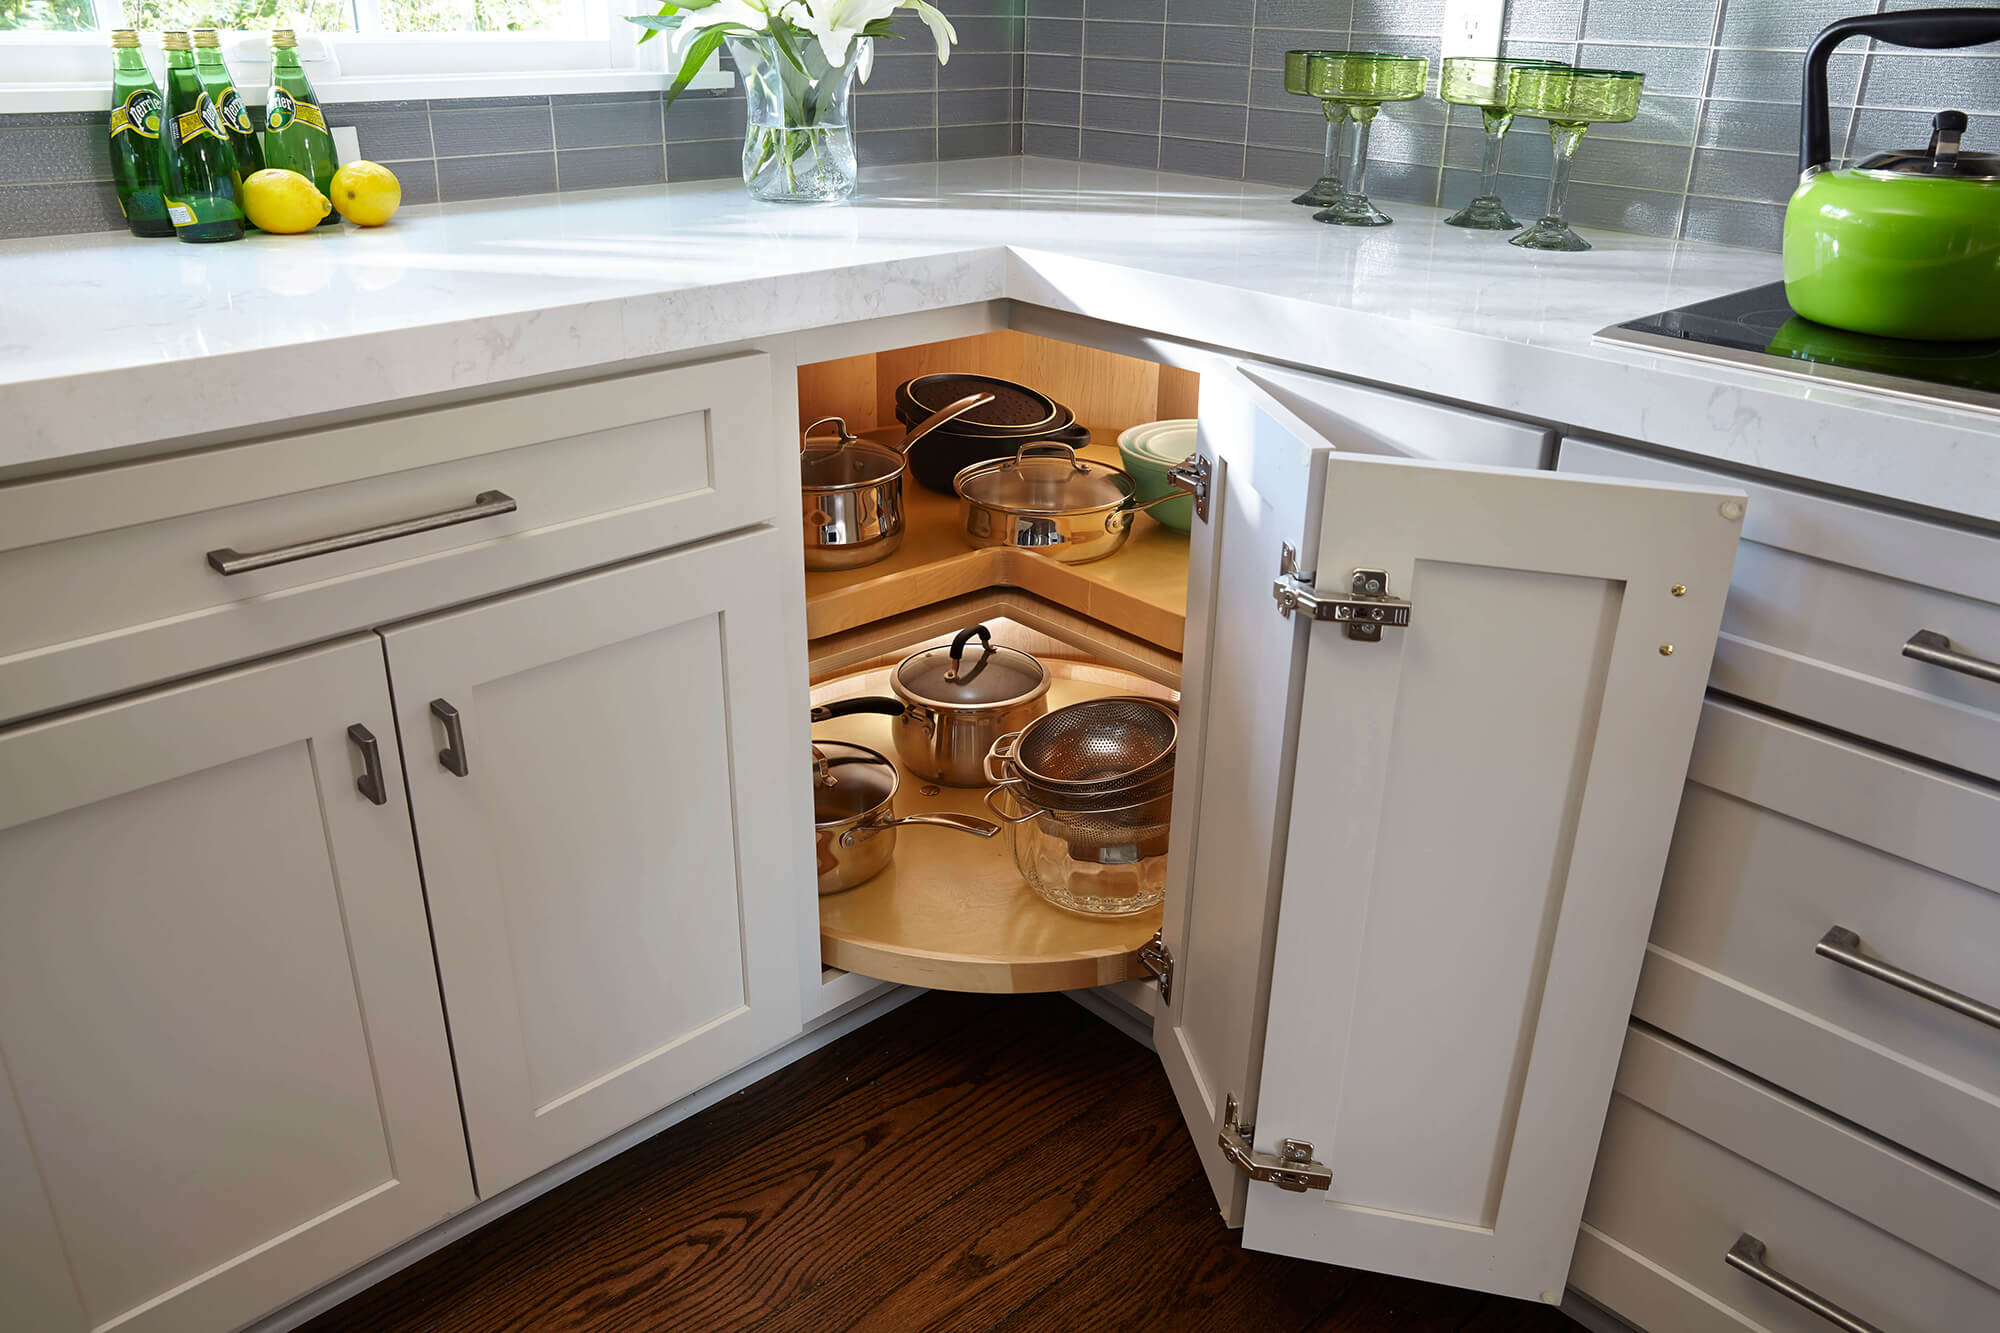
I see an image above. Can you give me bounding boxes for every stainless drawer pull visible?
[205,490,518,575]
[1726,1235,1885,1333]
[431,698,469,778]
[1903,629,2000,685]
[346,723,388,806]
[1817,926,2000,1031]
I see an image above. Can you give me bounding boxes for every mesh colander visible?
[991,696,1178,790]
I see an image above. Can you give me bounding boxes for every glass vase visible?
[726,34,866,205]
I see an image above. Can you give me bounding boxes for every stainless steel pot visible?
[812,740,997,895]
[952,443,1192,565]
[801,392,993,572]
[811,624,1052,787]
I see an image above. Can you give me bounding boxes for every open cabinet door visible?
[1157,369,1744,1302]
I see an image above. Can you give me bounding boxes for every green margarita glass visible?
[1504,65,1645,252]
[1286,48,1364,207]
[1439,56,1567,229]
[1306,51,1428,227]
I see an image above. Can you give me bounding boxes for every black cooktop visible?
[1598,282,2000,413]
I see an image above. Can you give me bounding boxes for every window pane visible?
[120,0,356,31]
[0,0,102,32]
[375,0,583,34]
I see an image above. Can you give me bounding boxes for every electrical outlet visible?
[1440,0,1507,61]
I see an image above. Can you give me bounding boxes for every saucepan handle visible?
[900,393,996,454]
[890,811,1001,837]
[1800,9,2000,172]
[811,696,907,723]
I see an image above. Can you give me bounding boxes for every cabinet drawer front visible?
[1574,1029,2000,1333]
[1639,699,2000,1190]
[1559,440,2000,781]
[0,352,774,724]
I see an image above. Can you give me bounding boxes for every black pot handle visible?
[811,696,907,722]
[948,623,991,662]
[1801,8,2000,173]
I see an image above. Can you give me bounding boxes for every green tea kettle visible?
[1783,8,2000,342]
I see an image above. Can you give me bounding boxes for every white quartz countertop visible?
[4,156,1995,524]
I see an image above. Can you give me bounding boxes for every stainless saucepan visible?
[812,624,1051,787]
[952,442,1194,565]
[811,740,997,895]
[800,392,993,572]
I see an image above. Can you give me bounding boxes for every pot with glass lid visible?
[800,391,992,572]
[953,443,1196,565]
[810,741,998,895]
[811,624,1051,787]
[1783,8,2000,341]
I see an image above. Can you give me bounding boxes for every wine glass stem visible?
[1344,106,1376,199]
[1320,104,1346,186]
[1477,107,1511,199]
[1543,121,1587,222]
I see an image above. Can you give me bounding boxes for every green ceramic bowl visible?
[1117,420,1198,535]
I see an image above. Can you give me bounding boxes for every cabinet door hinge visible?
[1272,543,1413,642]
[1219,1093,1332,1193]
[1167,453,1211,523]
[1138,929,1174,1004]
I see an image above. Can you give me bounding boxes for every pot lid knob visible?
[1930,109,1968,168]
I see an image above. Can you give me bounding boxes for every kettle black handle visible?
[948,624,992,664]
[1801,8,2000,172]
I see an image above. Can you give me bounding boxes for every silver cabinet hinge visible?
[1167,453,1211,523]
[1272,543,1413,641]
[1138,929,1174,1004]
[1220,1093,1332,1193]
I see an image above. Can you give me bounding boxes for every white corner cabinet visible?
[58,300,1997,1333]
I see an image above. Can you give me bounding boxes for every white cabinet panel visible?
[0,639,470,1333]
[1162,366,1743,1302]
[1236,361,1553,469]
[385,531,805,1196]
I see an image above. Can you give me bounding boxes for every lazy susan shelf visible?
[802,432,1191,654]
[811,659,1172,994]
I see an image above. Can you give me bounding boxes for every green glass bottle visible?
[107,29,172,238]
[192,28,264,177]
[263,29,340,226]
[157,30,244,243]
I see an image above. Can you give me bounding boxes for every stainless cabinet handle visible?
[1902,629,2000,685]
[206,490,517,575]
[430,699,469,777]
[1817,926,2000,1031]
[346,723,388,806]
[1725,1235,1885,1333]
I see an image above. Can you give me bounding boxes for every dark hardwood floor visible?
[308,992,1582,1332]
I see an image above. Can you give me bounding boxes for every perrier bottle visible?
[107,29,172,238]
[263,29,339,226]
[192,29,263,177]
[158,30,244,243]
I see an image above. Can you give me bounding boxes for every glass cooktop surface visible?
[1597,281,2000,415]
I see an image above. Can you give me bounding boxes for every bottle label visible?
[217,87,253,134]
[165,198,196,227]
[265,87,326,134]
[111,88,162,139]
[176,93,226,144]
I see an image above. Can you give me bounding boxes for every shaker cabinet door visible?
[384,530,805,1197]
[0,638,471,1333]
[1158,368,1744,1302]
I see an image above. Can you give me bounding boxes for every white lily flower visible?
[665,0,785,60]
[789,0,897,67]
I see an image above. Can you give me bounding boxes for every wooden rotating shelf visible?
[811,660,1173,994]
[802,433,1191,654]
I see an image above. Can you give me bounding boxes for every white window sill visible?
[1,64,732,115]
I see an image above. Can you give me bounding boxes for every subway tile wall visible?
[0,0,1022,239]
[1024,0,2000,250]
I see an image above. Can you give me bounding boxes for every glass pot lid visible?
[894,624,1050,709]
[954,443,1138,515]
[811,741,897,823]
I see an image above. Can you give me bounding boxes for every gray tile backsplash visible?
[7,0,1993,251]
[1024,0,2000,249]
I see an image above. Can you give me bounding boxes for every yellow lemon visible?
[242,168,331,234]
[329,161,402,227]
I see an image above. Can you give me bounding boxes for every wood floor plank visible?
[306,993,1583,1333]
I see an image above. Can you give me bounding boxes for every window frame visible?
[0,0,729,113]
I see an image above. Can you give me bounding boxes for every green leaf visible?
[666,25,734,109]
[768,19,813,79]
[859,18,900,38]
